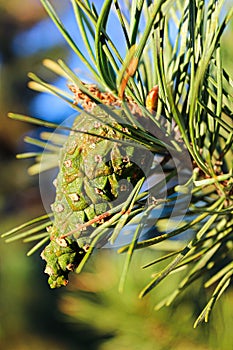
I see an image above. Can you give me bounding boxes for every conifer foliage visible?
[1,0,233,326]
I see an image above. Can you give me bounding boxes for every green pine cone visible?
[42,106,149,287]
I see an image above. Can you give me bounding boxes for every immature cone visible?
[41,105,151,288]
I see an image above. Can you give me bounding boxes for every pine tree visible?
[1,0,233,327]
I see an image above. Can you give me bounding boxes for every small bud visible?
[146,85,159,113]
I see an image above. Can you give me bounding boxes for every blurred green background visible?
[0,1,233,349]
